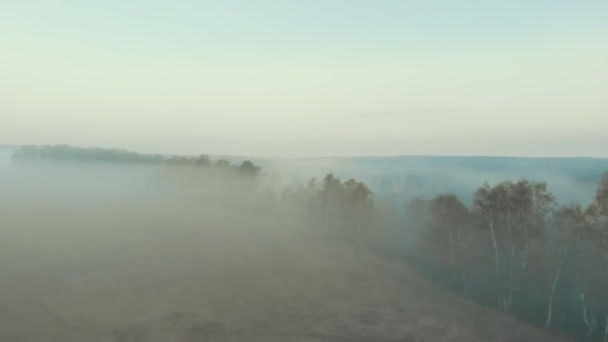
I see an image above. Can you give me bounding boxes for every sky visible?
[1,0,607,157]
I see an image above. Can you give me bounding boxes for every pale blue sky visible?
[1,1,607,157]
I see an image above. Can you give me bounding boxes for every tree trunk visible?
[545,264,562,329]
[357,221,362,249]
[489,213,503,311]
[521,220,529,273]
[448,228,454,266]
[604,313,608,342]
[581,292,597,337]
[456,221,466,294]
[357,201,363,249]
[325,205,330,233]
[581,292,589,332]
[505,208,514,311]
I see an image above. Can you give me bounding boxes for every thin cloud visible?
[352,107,467,118]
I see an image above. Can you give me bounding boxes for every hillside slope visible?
[0,159,571,341]
[0,217,569,342]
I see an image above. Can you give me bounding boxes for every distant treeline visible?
[11,145,261,177]
[11,144,608,340]
[282,173,374,245]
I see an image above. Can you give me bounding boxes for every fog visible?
[2,148,431,342]
[2,147,606,341]
[257,156,608,207]
[0,151,308,341]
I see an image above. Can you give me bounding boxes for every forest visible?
[11,144,608,341]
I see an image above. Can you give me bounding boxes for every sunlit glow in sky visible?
[1,1,607,157]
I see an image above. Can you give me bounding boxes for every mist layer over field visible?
[1,147,601,341]
[0,151,314,341]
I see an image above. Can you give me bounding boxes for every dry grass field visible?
[0,165,571,341]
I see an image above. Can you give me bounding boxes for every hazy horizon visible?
[2,3,608,340]
[2,144,608,160]
[2,1,607,157]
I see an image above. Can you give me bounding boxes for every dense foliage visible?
[398,175,608,340]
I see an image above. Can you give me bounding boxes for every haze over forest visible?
[2,1,608,341]
[1,145,607,341]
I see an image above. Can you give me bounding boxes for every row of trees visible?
[412,173,608,340]
[11,145,261,178]
[281,173,374,246]
[279,170,608,340]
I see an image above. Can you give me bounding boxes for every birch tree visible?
[430,194,470,293]
[545,204,583,329]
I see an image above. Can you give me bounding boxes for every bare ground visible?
[0,210,570,342]
[0,176,573,342]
